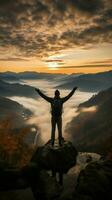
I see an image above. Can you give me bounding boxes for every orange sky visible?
[0,65,112,74]
[0,0,112,74]
[0,45,112,74]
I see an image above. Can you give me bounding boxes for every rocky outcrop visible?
[29,139,77,199]
[73,159,112,200]
[0,163,61,200]
[31,139,78,174]
[0,140,77,200]
[0,167,29,190]
[22,163,61,200]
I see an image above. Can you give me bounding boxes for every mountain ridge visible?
[0,79,37,99]
[56,70,112,92]
[66,87,112,155]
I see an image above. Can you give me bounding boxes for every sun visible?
[48,62,59,70]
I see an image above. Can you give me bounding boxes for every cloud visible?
[0,0,112,59]
[0,57,29,61]
[44,59,64,62]
[87,59,112,64]
[70,0,103,13]
[79,106,97,112]
[57,64,112,69]
[56,58,112,69]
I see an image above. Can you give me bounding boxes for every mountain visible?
[78,86,112,108]
[54,73,84,85]
[0,80,38,99]
[0,71,65,82]
[65,87,112,155]
[0,71,20,82]
[0,96,38,145]
[56,70,112,92]
[17,71,65,80]
[1,70,112,92]
[0,96,32,118]
[0,96,32,128]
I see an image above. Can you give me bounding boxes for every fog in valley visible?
[9,79,95,143]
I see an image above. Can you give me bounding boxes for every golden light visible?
[48,62,59,70]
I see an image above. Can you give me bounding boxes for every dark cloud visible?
[0,57,29,61]
[47,0,103,14]
[70,0,103,13]
[94,8,112,25]
[79,24,112,41]
[104,8,112,18]
[0,0,112,58]
[60,22,112,47]
[44,59,63,62]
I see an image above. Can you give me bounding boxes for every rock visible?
[0,140,77,200]
[0,167,28,190]
[31,170,62,200]
[7,163,61,200]
[86,155,92,163]
[73,160,112,200]
[22,156,62,200]
[31,139,78,174]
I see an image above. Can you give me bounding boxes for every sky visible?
[0,0,112,74]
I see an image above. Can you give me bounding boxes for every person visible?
[35,87,78,146]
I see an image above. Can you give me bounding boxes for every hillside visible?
[0,96,32,128]
[56,70,112,92]
[79,87,112,108]
[0,96,38,147]
[0,96,32,118]
[65,87,112,155]
[0,80,37,99]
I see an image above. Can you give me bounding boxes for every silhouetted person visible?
[35,87,78,146]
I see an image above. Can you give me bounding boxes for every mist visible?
[9,79,95,143]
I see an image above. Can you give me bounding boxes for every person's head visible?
[55,89,60,97]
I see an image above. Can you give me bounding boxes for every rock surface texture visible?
[0,140,78,200]
[30,139,78,199]
[31,139,78,174]
[73,159,112,200]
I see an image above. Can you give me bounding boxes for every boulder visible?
[31,170,62,200]
[74,160,112,200]
[31,139,78,174]
[0,140,77,200]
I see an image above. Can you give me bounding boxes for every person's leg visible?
[57,117,62,146]
[51,117,56,146]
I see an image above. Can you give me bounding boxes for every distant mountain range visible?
[0,79,38,98]
[0,71,65,82]
[1,70,112,92]
[66,87,112,155]
[0,71,20,82]
[56,70,112,92]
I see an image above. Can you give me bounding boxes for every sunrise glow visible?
[0,0,112,74]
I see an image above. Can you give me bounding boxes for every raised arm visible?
[35,88,52,103]
[62,87,78,103]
